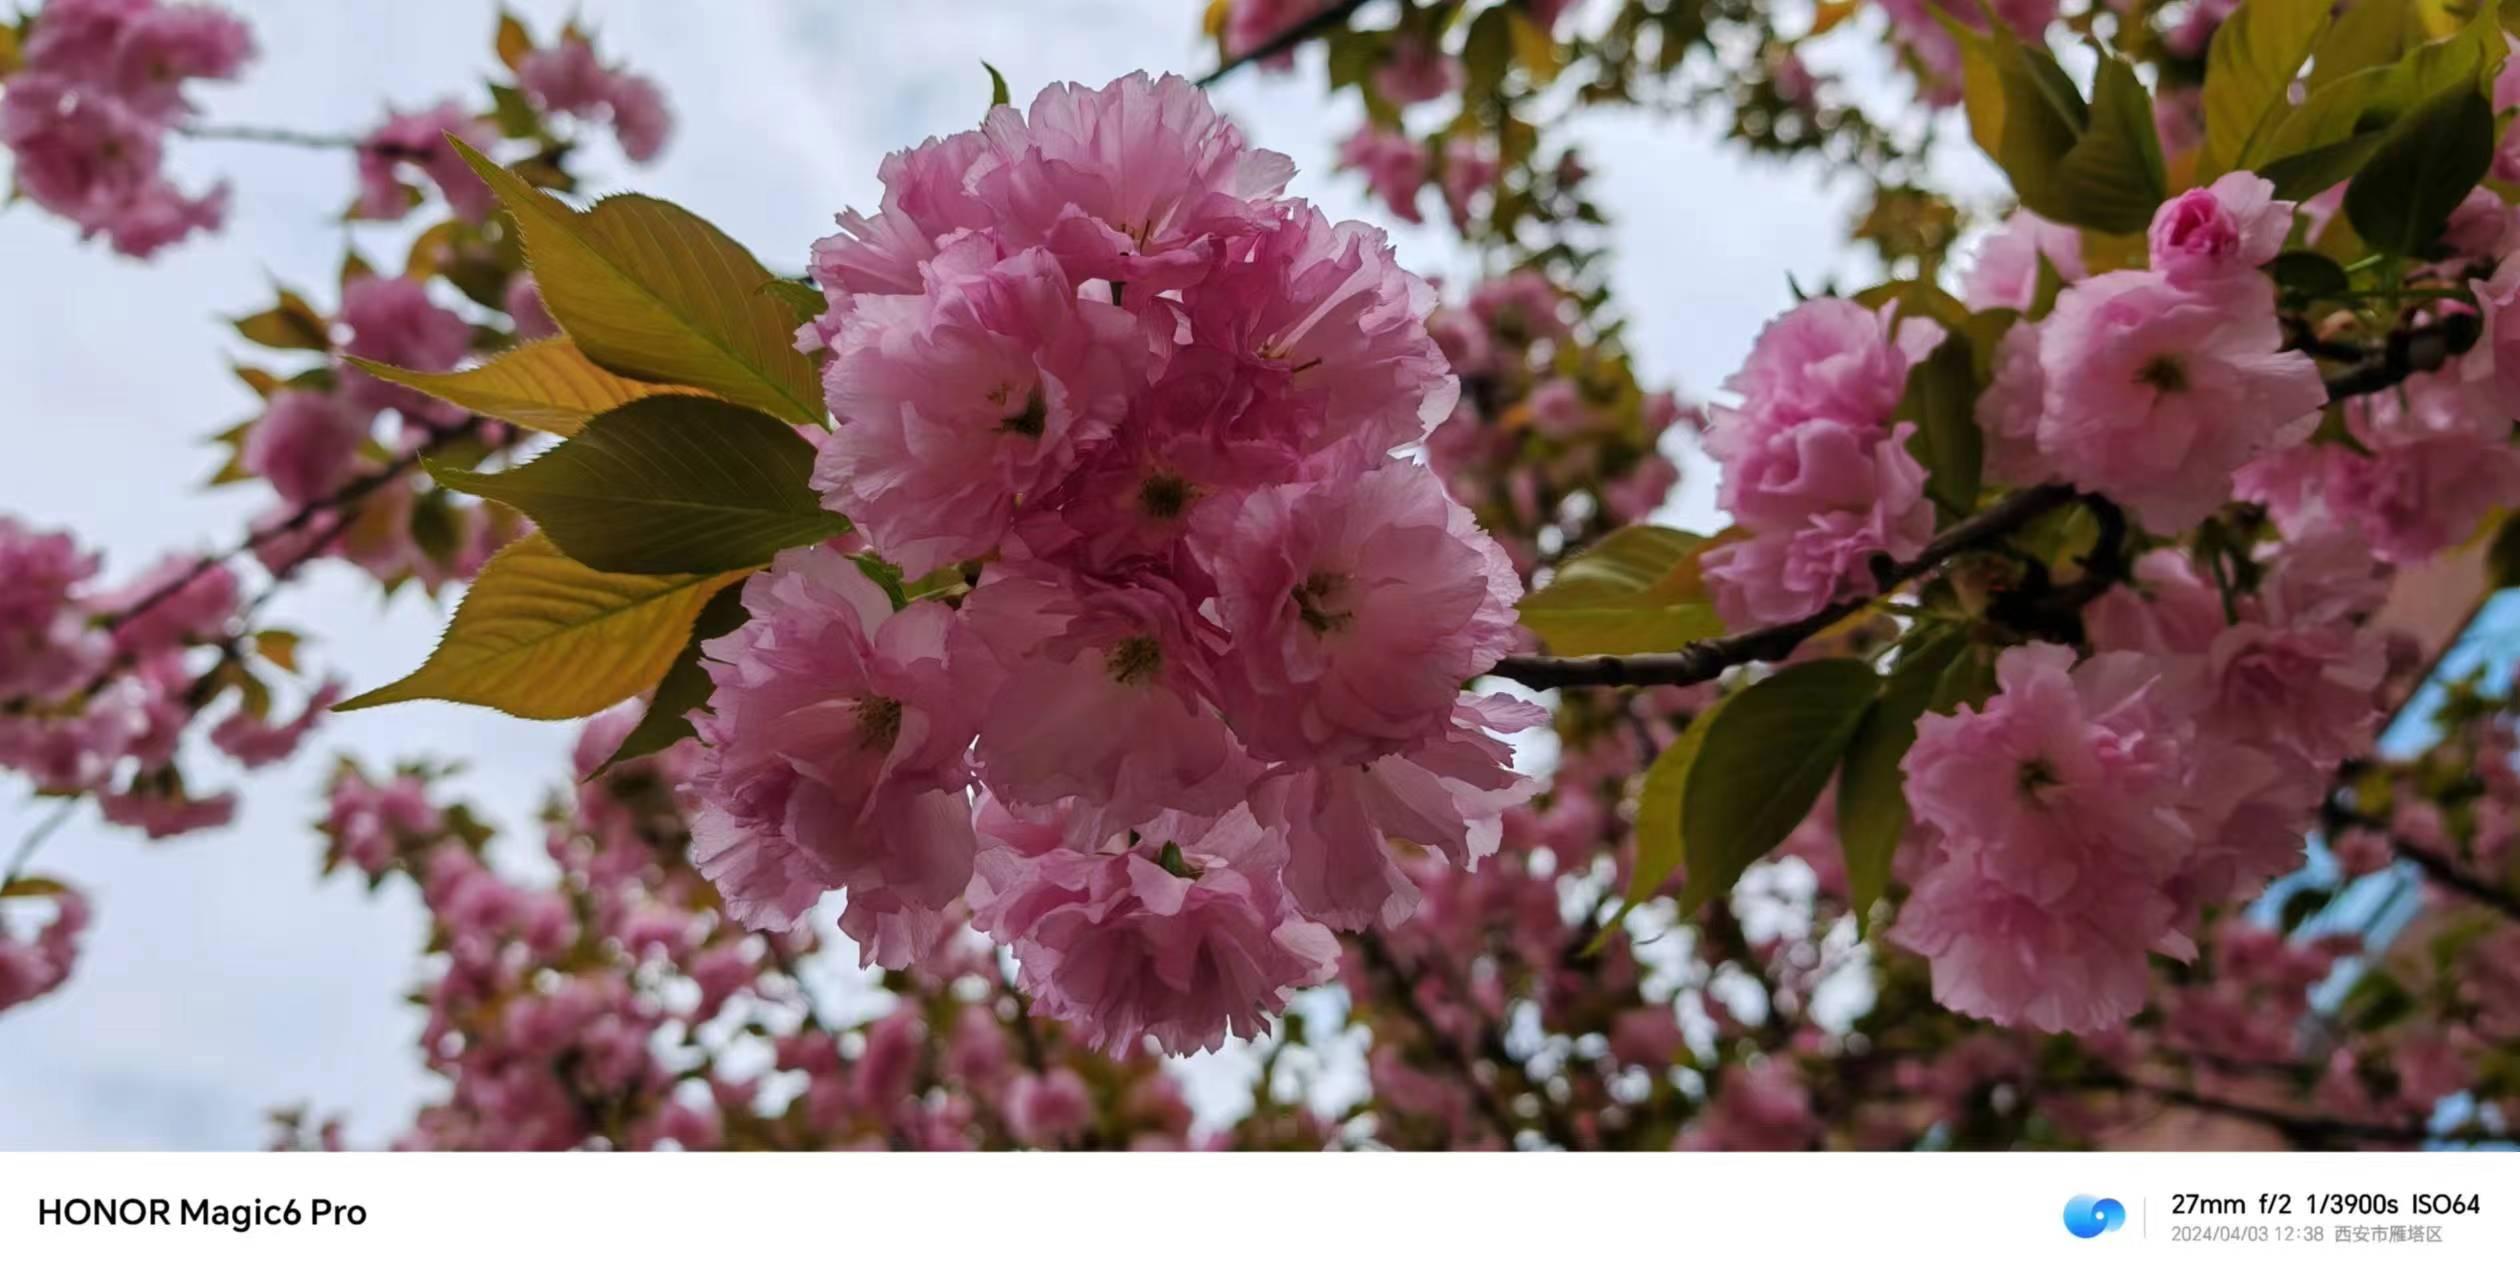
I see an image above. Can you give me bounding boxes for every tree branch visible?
[1196,0,1373,88]
[177,121,369,150]
[1490,483,2077,690]
[1489,312,2485,695]
[2315,311,2481,400]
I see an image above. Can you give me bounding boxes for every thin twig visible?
[89,416,483,644]
[1490,483,2077,690]
[1489,312,2484,694]
[3,801,78,891]
[177,121,368,150]
[1197,0,1373,88]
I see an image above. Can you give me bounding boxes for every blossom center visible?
[1138,471,1194,520]
[1106,635,1163,685]
[2016,758,2060,801]
[855,696,903,752]
[1292,571,1355,633]
[2134,354,2188,393]
[998,387,1048,438]
[1153,841,1198,879]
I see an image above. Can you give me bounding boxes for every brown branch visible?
[2314,311,2481,400]
[1196,0,1372,88]
[87,415,484,646]
[1490,483,2077,690]
[2085,1073,2453,1148]
[1490,312,2483,695]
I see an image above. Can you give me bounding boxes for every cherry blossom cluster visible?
[311,713,1218,1152]
[513,28,671,162]
[0,515,335,842]
[0,881,88,1014]
[1698,175,2438,1035]
[685,72,1535,1057]
[1422,270,1687,577]
[0,0,253,256]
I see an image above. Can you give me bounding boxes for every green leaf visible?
[2305,0,2421,95]
[596,581,751,772]
[2201,0,2334,179]
[1621,707,1720,912]
[336,533,754,719]
[429,395,849,575]
[1462,5,1513,103]
[1516,525,1724,656]
[454,140,825,425]
[2257,4,2508,197]
[1949,24,2165,233]
[1896,333,1983,519]
[487,83,543,139]
[1679,659,1883,914]
[760,277,828,327]
[2266,249,2352,299]
[983,61,1011,108]
[348,337,704,438]
[2344,83,2496,258]
[232,288,331,351]
[1836,632,1964,935]
[2044,53,2169,234]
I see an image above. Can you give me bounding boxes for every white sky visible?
[0,0,1956,1149]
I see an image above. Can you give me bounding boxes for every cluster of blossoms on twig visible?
[0,4,675,1017]
[290,710,1252,1151]
[0,0,252,256]
[689,72,1538,1055]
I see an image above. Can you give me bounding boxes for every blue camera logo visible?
[2063,1195,2127,1239]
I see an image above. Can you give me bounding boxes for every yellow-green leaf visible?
[454,140,824,425]
[336,533,752,719]
[232,289,331,352]
[254,629,302,673]
[348,338,705,438]
[1625,708,1718,910]
[429,395,849,575]
[1518,525,1725,656]
[2202,0,2334,179]
[495,8,532,70]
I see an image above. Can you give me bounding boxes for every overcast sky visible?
[0,0,1958,1149]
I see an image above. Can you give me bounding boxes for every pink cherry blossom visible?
[97,555,237,654]
[1375,36,1461,105]
[1703,421,1933,626]
[1707,297,1936,460]
[0,517,107,702]
[813,242,1150,574]
[970,801,1340,1055]
[1198,461,1519,765]
[1176,201,1457,467]
[2148,172,2290,284]
[243,390,367,505]
[1338,125,1427,223]
[1963,209,2083,312]
[1439,136,1499,230]
[969,72,1296,288]
[104,2,254,116]
[207,679,339,768]
[685,546,981,964]
[0,74,225,256]
[0,886,90,1014]
[1894,644,2198,1032]
[1004,1068,1094,1145]
[2035,270,2325,530]
[1224,0,1328,69]
[355,102,497,222]
[959,559,1254,831]
[338,274,474,418]
[517,34,672,163]
[1257,693,1541,929]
